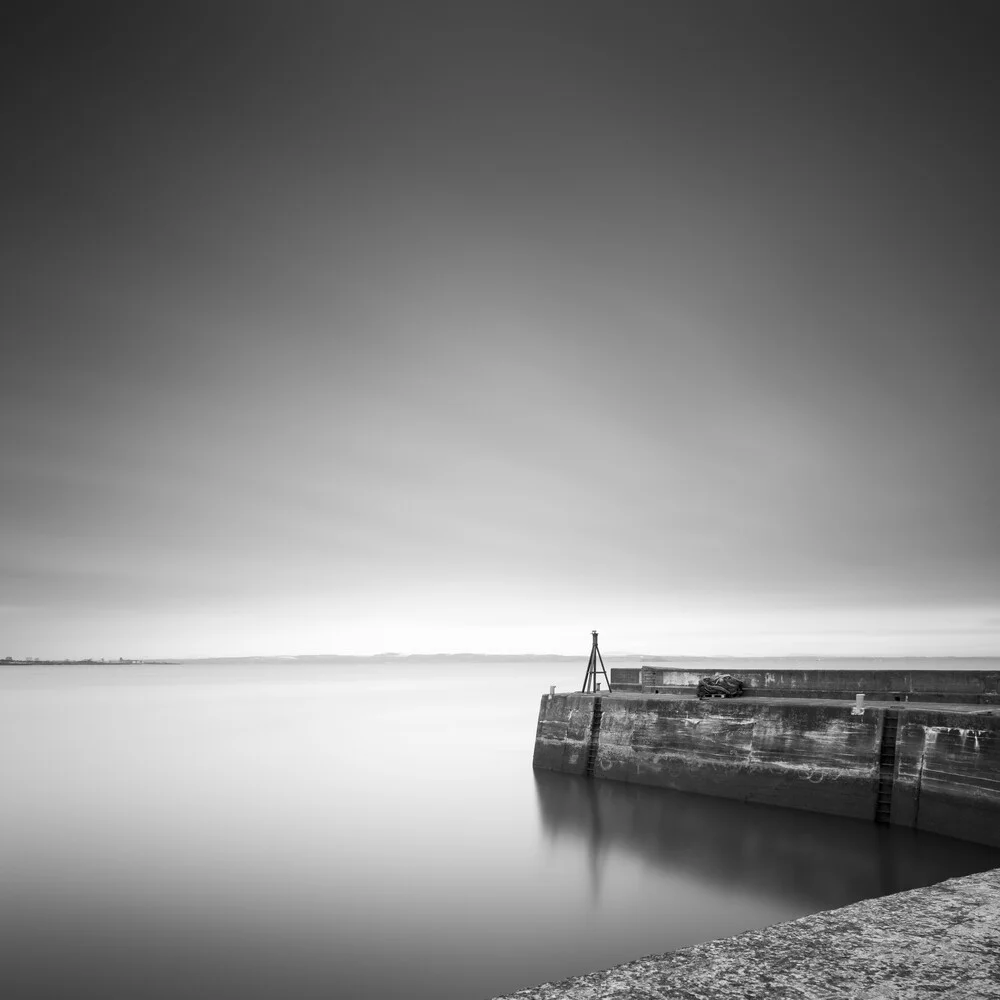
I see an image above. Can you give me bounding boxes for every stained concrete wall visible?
[892,711,1000,847]
[610,667,640,687]
[533,693,1000,847]
[550,694,881,820]
[609,666,1000,702]
[532,693,596,775]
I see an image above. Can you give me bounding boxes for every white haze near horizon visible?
[10,603,998,662]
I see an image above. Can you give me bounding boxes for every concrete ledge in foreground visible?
[492,868,1000,999]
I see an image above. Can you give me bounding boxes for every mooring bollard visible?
[595,682,601,692]
[852,692,865,715]
[549,685,555,700]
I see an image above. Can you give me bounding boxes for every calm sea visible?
[2,656,998,999]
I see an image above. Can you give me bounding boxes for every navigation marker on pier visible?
[581,630,612,694]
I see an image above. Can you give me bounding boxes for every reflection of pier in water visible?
[534,770,1000,907]
[585,776,602,900]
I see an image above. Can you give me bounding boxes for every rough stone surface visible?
[491,868,1000,999]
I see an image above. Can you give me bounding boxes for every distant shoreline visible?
[1,659,178,666]
[3,654,997,667]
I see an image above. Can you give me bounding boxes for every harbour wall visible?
[609,665,1000,702]
[533,692,1000,847]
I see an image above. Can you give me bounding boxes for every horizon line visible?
[6,651,999,664]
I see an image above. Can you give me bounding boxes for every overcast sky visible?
[3,2,998,657]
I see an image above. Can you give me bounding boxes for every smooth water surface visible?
[2,657,998,999]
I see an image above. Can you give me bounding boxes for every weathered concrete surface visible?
[596,695,880,820]
[893,709,1000,847]
[609,665,1000,702]
[533,693,595,775]
[534,693,1000,845]
[492,868,1000,999]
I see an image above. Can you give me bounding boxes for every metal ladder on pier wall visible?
[585,698,603,778]
[875,710,900,824]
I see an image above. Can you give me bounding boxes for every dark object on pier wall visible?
[610,667,1000,703]
[696,674,744,699]
[533,694,1000,847]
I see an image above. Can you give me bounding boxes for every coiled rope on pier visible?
[696,674,744,699]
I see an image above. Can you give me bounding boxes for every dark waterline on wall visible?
[1,660,998,999]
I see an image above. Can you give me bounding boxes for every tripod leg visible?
[581,647,596,693]
[595,645,611,693]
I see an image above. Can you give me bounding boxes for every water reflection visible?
[585,776,604,901]
[534,770,1000,909]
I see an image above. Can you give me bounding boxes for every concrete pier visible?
[492,867,1000,999]
[534,691,1000,846]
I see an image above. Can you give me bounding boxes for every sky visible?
[2,2,999,658]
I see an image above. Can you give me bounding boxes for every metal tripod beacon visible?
[580,630,612,694]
